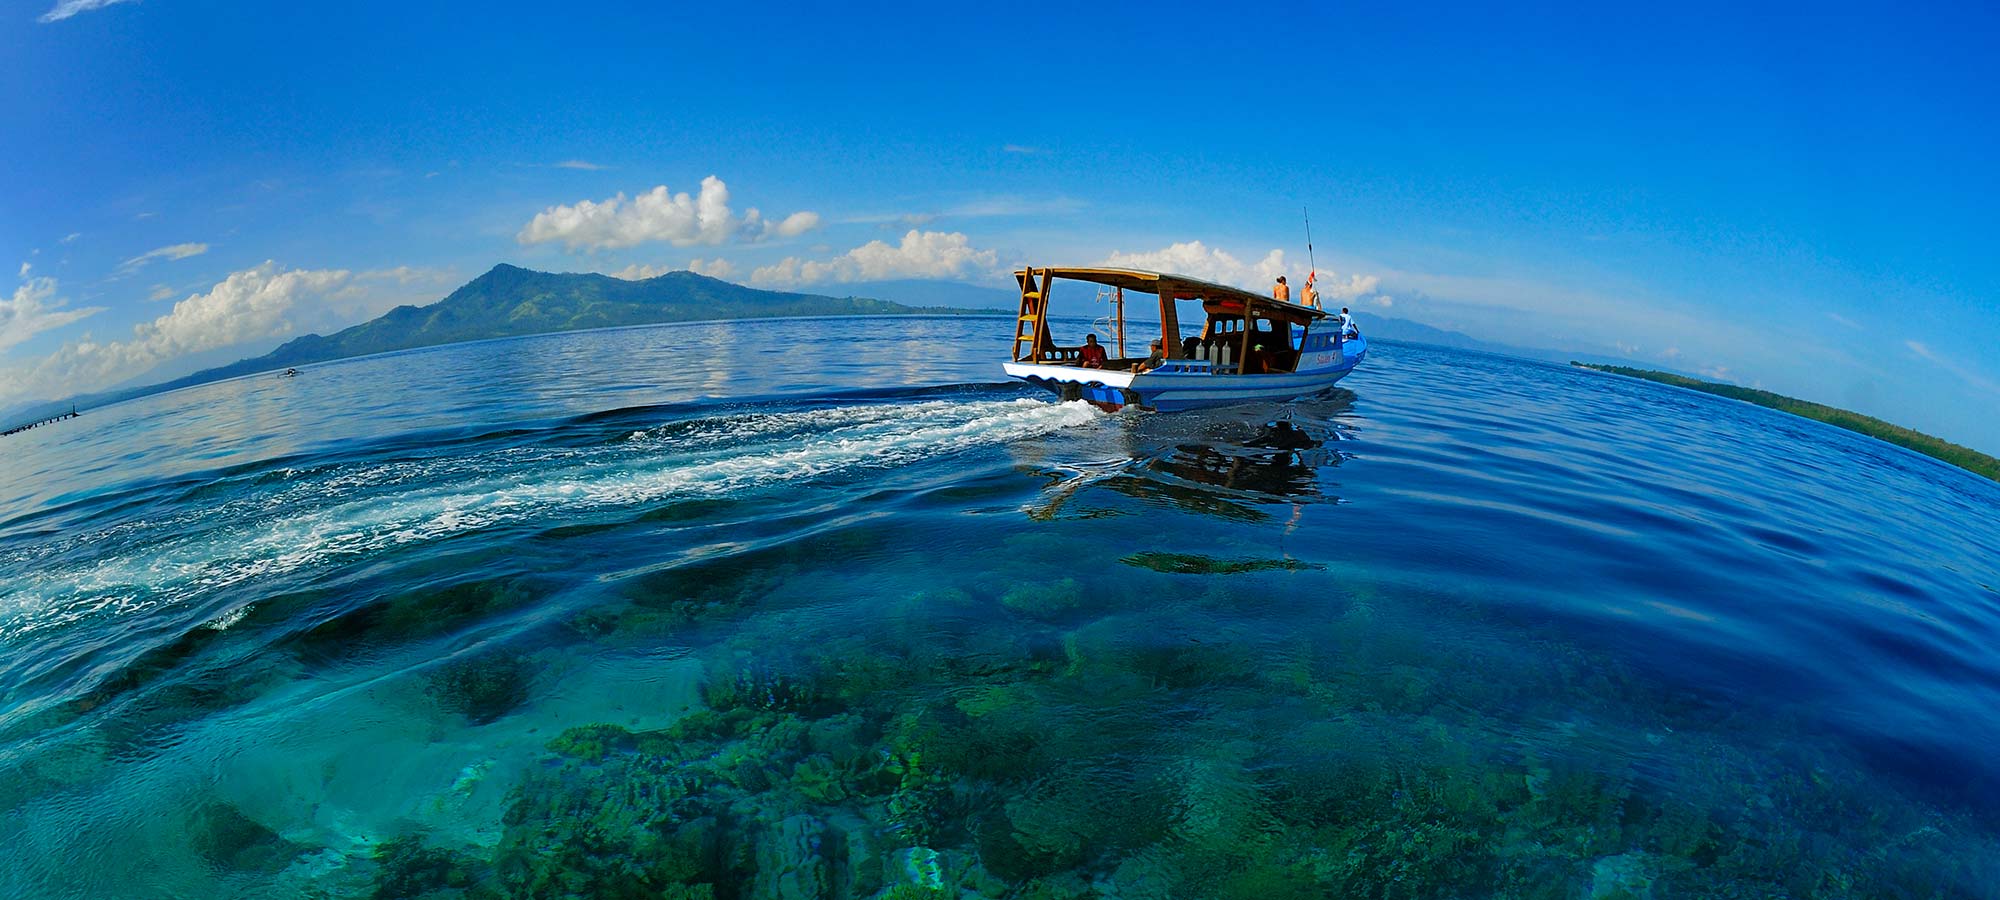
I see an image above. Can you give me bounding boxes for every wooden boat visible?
[1002,267,1367,411]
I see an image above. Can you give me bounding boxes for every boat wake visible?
[0,396,1100,648]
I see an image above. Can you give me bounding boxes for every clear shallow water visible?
[1,315,1997,898]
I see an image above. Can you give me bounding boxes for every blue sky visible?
[5,1,1998,452]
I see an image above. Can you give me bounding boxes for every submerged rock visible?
[495,753,731,898]
[370,834,493,899]
[1587,852,1656,900]
[428,652,534,725]
[189,800,306,875]
[1000,578,1085,619]
[754,814,830,900]
[1118,552,1320,575]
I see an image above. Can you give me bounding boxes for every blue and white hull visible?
[1006,336,1368,412]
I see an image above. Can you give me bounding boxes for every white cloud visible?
[118,242,209,273]
[60,232,82,244]
[356,265,455,286]
[1828,311,1862,330]
[750,231,998,288]
[2,277,105,354]
[1101,241,1263,287]
[1002,144,1046,155]
[554,160,610,170]
[148,284,177,301]
[608,263,671,281]
[516,176,820,251]
[37,0,133,23]
[1097,241,1386,300]
[0,263,351,405]
[605,259,737,282]
[18,263,29,278]
[764,211,820,239]
[688,258,737,280]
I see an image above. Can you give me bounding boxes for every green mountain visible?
[2,266,998,425]
[1574,362,2000,483]
[230,264,990,374]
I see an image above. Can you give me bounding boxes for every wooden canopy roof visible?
[1015,266,1330,320]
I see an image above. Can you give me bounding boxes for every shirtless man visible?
[1272,276,1290,303]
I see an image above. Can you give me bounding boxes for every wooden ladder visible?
[1012,269,1053,361]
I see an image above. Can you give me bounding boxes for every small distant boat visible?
[1002,267,1367,412]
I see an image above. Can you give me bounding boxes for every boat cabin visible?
[1010,267,1334,376]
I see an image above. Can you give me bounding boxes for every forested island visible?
[3,265,1000,427]
[1573,363,2000,483]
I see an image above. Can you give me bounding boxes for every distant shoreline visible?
[1572,362,2000,484]
[4,257,1022,425]
[3,310,1009,427]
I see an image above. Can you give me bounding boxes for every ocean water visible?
[2,315,1997,899]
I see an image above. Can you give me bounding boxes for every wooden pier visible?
[1,406,80,437]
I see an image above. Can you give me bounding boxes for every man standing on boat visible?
[1272,276,1290,302]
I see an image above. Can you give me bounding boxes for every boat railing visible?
[1147,359,1236,376]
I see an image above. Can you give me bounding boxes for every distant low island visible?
[3,265,1003,426]
[1573,363,2000,483]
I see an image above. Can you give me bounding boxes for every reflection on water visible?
[1,318,1998,898]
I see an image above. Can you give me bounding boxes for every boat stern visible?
[1003,362,1138,407]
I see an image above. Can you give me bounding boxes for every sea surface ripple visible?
[1,315,1996,898]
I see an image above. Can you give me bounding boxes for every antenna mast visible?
[1303,206,1316,275]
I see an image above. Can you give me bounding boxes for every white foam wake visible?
[0,399,1098,641]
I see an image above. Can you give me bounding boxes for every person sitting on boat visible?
[1272,276,1290,302]
[1135,338,1165,373]
[1078,334,1108,369]
[1338,307,1359,338]
[1300,279,1320,309]
[1247,342,1285,374]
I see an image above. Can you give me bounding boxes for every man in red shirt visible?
[1078,334,1108,368]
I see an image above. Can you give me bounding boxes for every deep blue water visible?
[2,315,1997,898]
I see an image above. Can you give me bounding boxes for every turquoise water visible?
[1,315,1997,898]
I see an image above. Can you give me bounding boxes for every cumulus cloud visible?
[2,277,105,354]
[688,258,737,280]
[750,231,999,288]
[118,242,209,273]
[516,176,820,251]
[1098,241,1385,300]
[0,263,351,405]
[608,263,671,281]
[764,211,821,239]
[38,0,134,23]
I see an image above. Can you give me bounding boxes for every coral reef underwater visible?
[347,550,1994,900]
